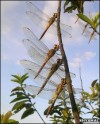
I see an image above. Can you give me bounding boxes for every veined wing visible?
[23,27,76,79]
[24,84,83,105]
[24,68,57,88]
[26,2,72,31]
[20,59,62,83]
[20,59,75,84]
[22,39,57,65]
[26,2,72,39]
[23,68,81,94]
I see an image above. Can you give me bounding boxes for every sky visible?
[1,1,99,123]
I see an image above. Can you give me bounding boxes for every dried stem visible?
[57,0,80,123]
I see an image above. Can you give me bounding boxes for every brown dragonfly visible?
[26,1,72,40]
[23,80,83,117]
[34,44,59,79]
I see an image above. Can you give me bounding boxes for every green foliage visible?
[77,13,100,29]
[82,80,99,118]
[10,74,36,119]
[64,0,93,14]
[11,73,29,85]
[64,1,100,43]
[21,108,35,119]
[0,111,19,123]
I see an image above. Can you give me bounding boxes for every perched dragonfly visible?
[46,78,66,117]
[34,44,59,79]
[23,82,83,117]
[23,83,82,103]
[37,59,63,95]
[26,2,72,39]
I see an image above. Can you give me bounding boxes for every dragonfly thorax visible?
[53,44,59,51]
[53,13,57,18]
[57,59,62,64]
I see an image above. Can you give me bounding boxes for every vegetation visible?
[1,0,99,123]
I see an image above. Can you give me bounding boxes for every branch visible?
[56,0,80,123]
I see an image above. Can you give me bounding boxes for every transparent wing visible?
[20,60,62,83]
[23,27,48,53]
[24,84,83,104]
[20,59,75,84]
[26,2,72,31]
[25,68,58,88]
[26,2,72,39]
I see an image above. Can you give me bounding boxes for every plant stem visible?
[22,85,46,124]
[57,0,80,123]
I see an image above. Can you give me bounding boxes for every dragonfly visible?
[37,59,63,95]
[34,44,59,79]
[46,78,66,117]
[23,82,83,117]
[26,1,72,39]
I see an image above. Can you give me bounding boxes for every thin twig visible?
[23,87,46,124]
[56,0,80,123]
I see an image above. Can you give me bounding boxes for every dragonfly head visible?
[54,44,59,50]
[53,13,57,18]
[57,59,62,64]
[61,78,66,85]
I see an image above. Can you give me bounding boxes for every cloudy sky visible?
[1,1,99,123]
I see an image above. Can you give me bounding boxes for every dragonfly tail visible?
[37,79,49,95]
[34,60,48,79]
[39,24,52,40]
[46,97,57,117]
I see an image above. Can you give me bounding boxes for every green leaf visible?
[77,14,93,27]
[12,100,28,111]
[10,92,24,96]
[7,119,19,123]
[64,6,76,13]
[93,13,100,23]
[91,79,98,87]
[11,75,20,80]
[21,108,35,119]
[11,79,21,85]
[11,87,24,92]
[20,73,29,84]
[64,0,69,10]
[14,103,28,114]
[10,96,29,103]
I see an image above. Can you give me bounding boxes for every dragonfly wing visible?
[26,11,71,39]
[26,1,50,22]
[23,27,60,61]
[56,68,76,79]
[24,85,56,100]
[23,27,49,53]
[22,39,58,65]
[65,87,82,94]
[20,60,62,83]
[26,2,71,39]
[25,68,57,88]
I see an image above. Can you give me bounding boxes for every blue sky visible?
[1,1,99,123]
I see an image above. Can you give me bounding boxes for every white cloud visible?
[84,51,96,60]
[69,51,96,68]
